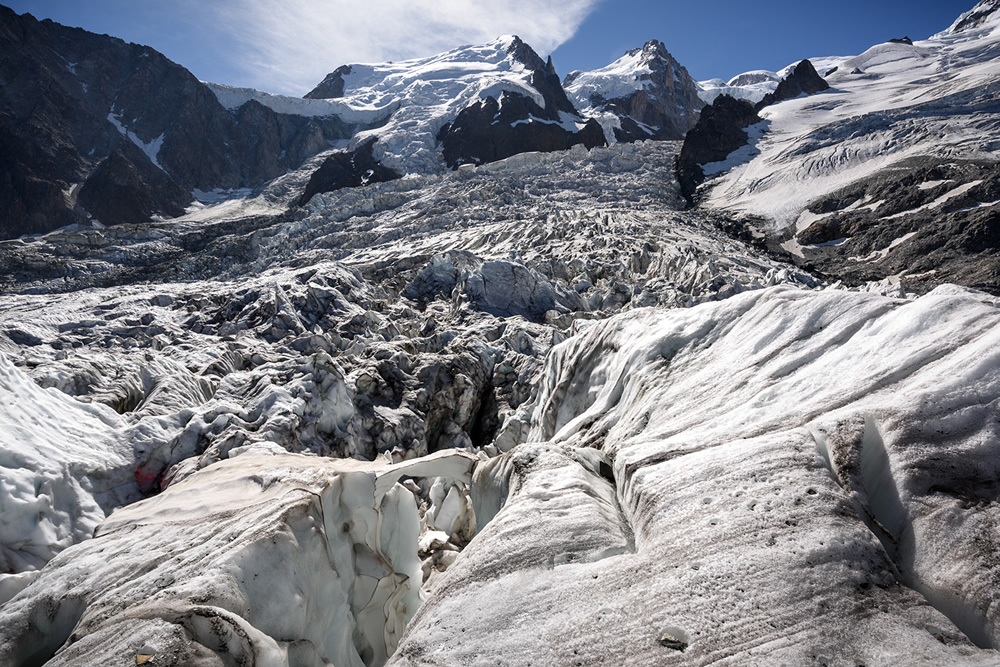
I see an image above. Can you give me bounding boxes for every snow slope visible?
[697,69,783,104]
[700,1,1000,228]
[566,48,659,104]
[318,36,566,174]
[205,82,392,126]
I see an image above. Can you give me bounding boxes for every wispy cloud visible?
[206,0,602,95]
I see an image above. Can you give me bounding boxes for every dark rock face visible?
[755,60,830,110]
[675,96,761,204]
[298,139,401,206]
[304,65,352,100]
[676,60,828,205]
[77,142,191,224]
[888,36,914,45]
[440,93,606,168]
[788,158,1000,295]
[571,40,705,142]
[438,37,606,168]
[0,7,362,238]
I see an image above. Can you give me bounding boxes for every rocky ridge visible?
[565,40,705,142]
[675,59,828,205]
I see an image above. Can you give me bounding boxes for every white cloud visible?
[207,0,602,95]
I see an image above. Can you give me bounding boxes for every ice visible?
[205,82,393,125]
[205,37,564,177]
[393,285,1000,664]
[329,37,546,174]
[3,8,1000,657]
[697,71,780,104]
[0,352,137,574]
[0,450,476,666]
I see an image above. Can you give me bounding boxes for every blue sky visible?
[5,0,977,94]
[552,0,975,80]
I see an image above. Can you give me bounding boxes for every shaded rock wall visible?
[0,6,360,237]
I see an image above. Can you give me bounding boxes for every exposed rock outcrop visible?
[677,60,828,204]
[439,93,605,169]
[304,64,352,99]
[438,37,606,168]
[298,138,401,206]
[755,59,830,110]
[949,0,1000,34]
[675,96,761,204]
[789,158,1000,295]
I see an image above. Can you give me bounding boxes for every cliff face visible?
[429,37,607,169]
[0,6,357,237]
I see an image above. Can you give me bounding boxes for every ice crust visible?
[393,285,1000,665]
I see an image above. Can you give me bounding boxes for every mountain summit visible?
[564,39,704,142]
[303,36,605,175]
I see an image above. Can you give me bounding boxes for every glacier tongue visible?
[392,285,1000,664]
[1,130,998,665]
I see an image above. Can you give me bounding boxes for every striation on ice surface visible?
[392,286,1000,665]
[0,351,136,581]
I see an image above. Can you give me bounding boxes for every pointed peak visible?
[947,0,1000,34]
[642,39,669,55]
[622,40,674,65]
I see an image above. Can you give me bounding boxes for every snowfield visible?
[208,36,572,176]
[699,4,1000,230]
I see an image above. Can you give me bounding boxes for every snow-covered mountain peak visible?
[621,39,675,66]
[564,39,676,104]
[727,70,781,87]
[307,35,544,110]
[299,35,595,174]
[564,39,703,142]
[943,0,1000,36]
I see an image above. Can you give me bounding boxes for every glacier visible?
[1,1,1000,665]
